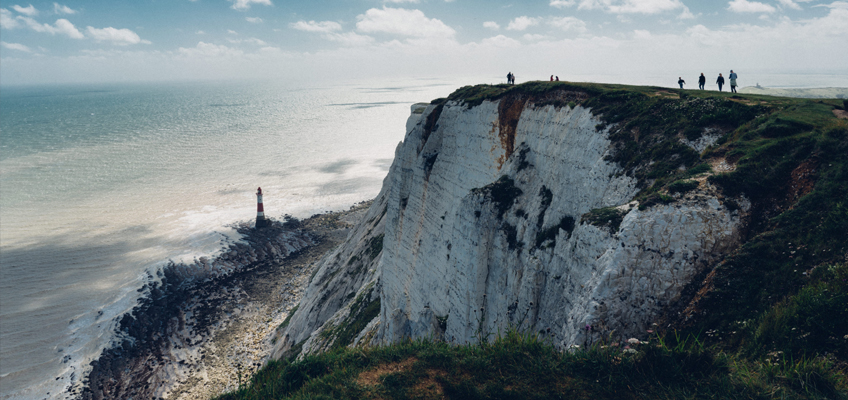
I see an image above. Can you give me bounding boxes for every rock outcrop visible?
[273,87,751,357]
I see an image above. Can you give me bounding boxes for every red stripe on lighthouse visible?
[257,187,265,217]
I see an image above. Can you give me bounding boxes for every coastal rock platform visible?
[78,203,371,400]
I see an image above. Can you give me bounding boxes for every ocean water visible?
[0,78,465,399]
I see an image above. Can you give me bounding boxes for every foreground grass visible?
[215,330,846,400]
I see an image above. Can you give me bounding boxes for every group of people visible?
[507,72,563,84]
[678,70,739,92]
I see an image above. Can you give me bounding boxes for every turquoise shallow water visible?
[0,78,463,399]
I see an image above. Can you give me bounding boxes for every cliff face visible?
[273,86,751,356]
[376,98,747,347]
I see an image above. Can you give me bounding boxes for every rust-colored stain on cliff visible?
[496,95,528,169]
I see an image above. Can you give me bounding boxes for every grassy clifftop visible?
[217,81,848,399]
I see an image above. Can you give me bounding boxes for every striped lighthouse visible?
[256,187,270,229]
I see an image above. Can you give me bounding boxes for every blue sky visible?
[1,0,846,85]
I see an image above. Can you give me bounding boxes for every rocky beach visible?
[74,202,372,400]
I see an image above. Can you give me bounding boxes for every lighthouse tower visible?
[256,187,270,229]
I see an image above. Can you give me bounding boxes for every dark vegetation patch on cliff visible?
[535,216,575,248]
[318,285,381,351]
[536,185,553,228]
[472,175,523,219]
[216,328,846,400]
[581,206,628,232]
[420,102,444,151]
[366,234,384,261]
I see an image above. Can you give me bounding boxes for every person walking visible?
[678,77,686,89]
[716,73,725,92]
[698,73,706,90]
[507,72,513,85]
[550,75,554,82]
[555,76,559,81]
[729,70,738,93]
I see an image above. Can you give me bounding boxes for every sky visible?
[1,0,847,86]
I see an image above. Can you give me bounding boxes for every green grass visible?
[317,285,381,351]
[215,329,847,400]
[666,179,700,194]
[581,207,627,232]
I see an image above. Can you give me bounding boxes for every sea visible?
[1,72,846,400]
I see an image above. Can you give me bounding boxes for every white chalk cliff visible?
[272,90,749,358]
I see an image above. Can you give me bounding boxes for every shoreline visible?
[76,201,373,400]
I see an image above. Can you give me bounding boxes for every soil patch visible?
[708,157,736,173]
[787,159,817,206]
[356,357,418,387]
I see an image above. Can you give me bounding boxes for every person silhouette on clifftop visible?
[729,70,738,93]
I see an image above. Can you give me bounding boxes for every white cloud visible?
[356,7,455,38]
[727,0,776,13]
[776,0,802,10]
[1,9,22,29]
[324,31,375,46]
[291,19,375,46]
[813,0,848,8]
[479,34,521,48]
[548,16,587,33]
[523,33,550,41]
[53,3,76,15]
[86,26,149,45]
[246,17,263,23]
[178,41,244,57]
[1,41,32,52]
[229,0,272,11]
[18,16,84,38]
[506,16,540,31]
[483,21,500,30]
[228,37,267,45]
[196,30,205,34]
[550,0,576,7]
[228,29,238,34]
[633,29,652,39]
[290,20,342,33]
[55,18,84,38]
[12,4,38,16]
[384,0,421,3]
[678,7,696,19]
[577,0,687,14]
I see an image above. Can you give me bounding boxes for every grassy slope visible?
[217,82,848,399]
